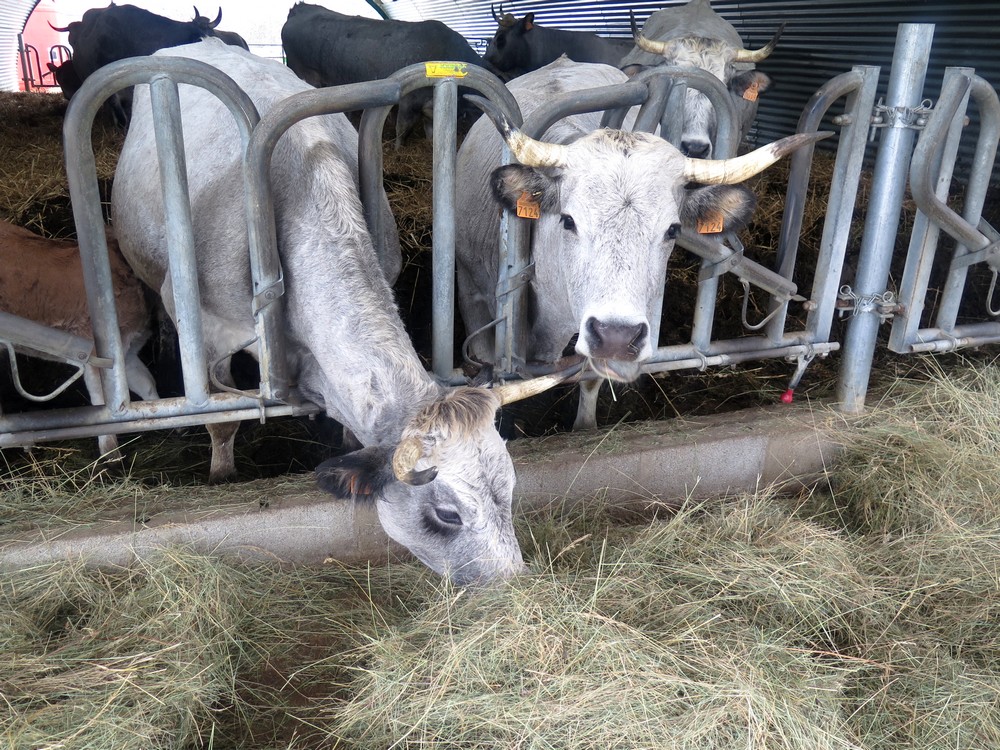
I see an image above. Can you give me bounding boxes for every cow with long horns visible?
[112,39,562,585]
[456,57,828,430]
[620,0,782,158]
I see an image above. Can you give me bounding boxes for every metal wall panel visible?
[383,0,999,183]
[0,0,37,91]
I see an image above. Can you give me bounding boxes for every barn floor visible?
[0,401,840,572]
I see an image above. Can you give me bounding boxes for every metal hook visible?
[740,279,784,331]
[987,269,1000,317]
[2,340,87,402]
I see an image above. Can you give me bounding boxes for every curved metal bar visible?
[358,62,522,272]
[64,56,258,413]
[910,74,1000,253]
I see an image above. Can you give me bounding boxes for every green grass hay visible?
[2,371,1000,750]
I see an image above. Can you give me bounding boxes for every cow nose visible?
[681,139,711,158]
[584,318,648,361]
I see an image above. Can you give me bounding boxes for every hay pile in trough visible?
[3,360,1000,749]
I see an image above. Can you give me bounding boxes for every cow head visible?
[191,6,223,33]
[484,9,535,77]
[47,60,82,100]
[316,376,561,585]
[628,13,783,158]
[469,95,829,382]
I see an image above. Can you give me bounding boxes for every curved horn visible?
[211,8,222,27]
[491,3,501,23]
[465,95,568,168]
[494,373,566,406]
[48,21,73,32]
[732,23,785,63]
[683,131,833,185]
[629,9,641,39]
[632,32,675,57]
[392,437,439,486]
[193,5,201,18]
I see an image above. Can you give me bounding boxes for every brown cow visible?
[0,220,158,454]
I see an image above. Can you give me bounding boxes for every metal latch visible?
[836,285,902,321]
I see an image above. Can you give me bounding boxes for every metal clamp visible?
[495,262,535,302]
[868,97,935,141]
[836,285,901,322]
[251,272,285,317]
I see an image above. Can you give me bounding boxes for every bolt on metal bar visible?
[837,23,935,414]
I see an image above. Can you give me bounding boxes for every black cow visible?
[281,2,490,147]
[484,8,634,80]
[48,4,245,123]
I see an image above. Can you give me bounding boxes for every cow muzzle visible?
[577,316,650,382]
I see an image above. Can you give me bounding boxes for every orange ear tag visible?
[697,212,725,234]
[425,62,468,78]
[516,191,541,220]
[742,80,760,102]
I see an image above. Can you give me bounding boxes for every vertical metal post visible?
[149,75,210,406]
[431,79,458,380]
[17,34,31,91]
[837,23,935,413]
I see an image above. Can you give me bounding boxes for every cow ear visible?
[490,164,559,213]
[522,13,534,31]
[316,447,394,501]
[680,185,756,235]
[729,70,772,101]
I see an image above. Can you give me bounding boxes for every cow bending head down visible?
[465,92,828,421]
[317,377,556,583]
[112,40,561,586]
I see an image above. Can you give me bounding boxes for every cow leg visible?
[206,355,240,483]
[82,364,122,462]
[124,342,159,401]
[572,379,602,431]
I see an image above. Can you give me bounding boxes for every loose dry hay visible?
[0,91,122,238]
[4,355,1000,750]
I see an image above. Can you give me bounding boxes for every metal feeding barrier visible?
[1,23,997,454]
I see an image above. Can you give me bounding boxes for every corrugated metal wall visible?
[384,0,999,184]
[1,0,37,91]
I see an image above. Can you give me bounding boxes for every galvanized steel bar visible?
[924,73,1000,329]
[888,67,973,352]
[837,23,935,413]
[431,78,458,379]
[149,74,210,406]
[359,62,521,269]
[768,66,880,343]
[63,57,258,418]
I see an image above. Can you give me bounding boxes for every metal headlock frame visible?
[0,56,521,450]
[5,25,996,450]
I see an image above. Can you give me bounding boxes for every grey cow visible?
[620,0,782,158]
[112,39,561,584]
[281,1,490,148]
[484,9,634,79]
[456,57,828,431]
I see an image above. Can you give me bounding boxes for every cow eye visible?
[561,214,576,232]
[433,506,463,527]
[665,223,681,240]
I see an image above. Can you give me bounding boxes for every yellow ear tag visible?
[516,191,541,220]
[697,213,725,234]
[425,62,468,78]
[742,80,760,102]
